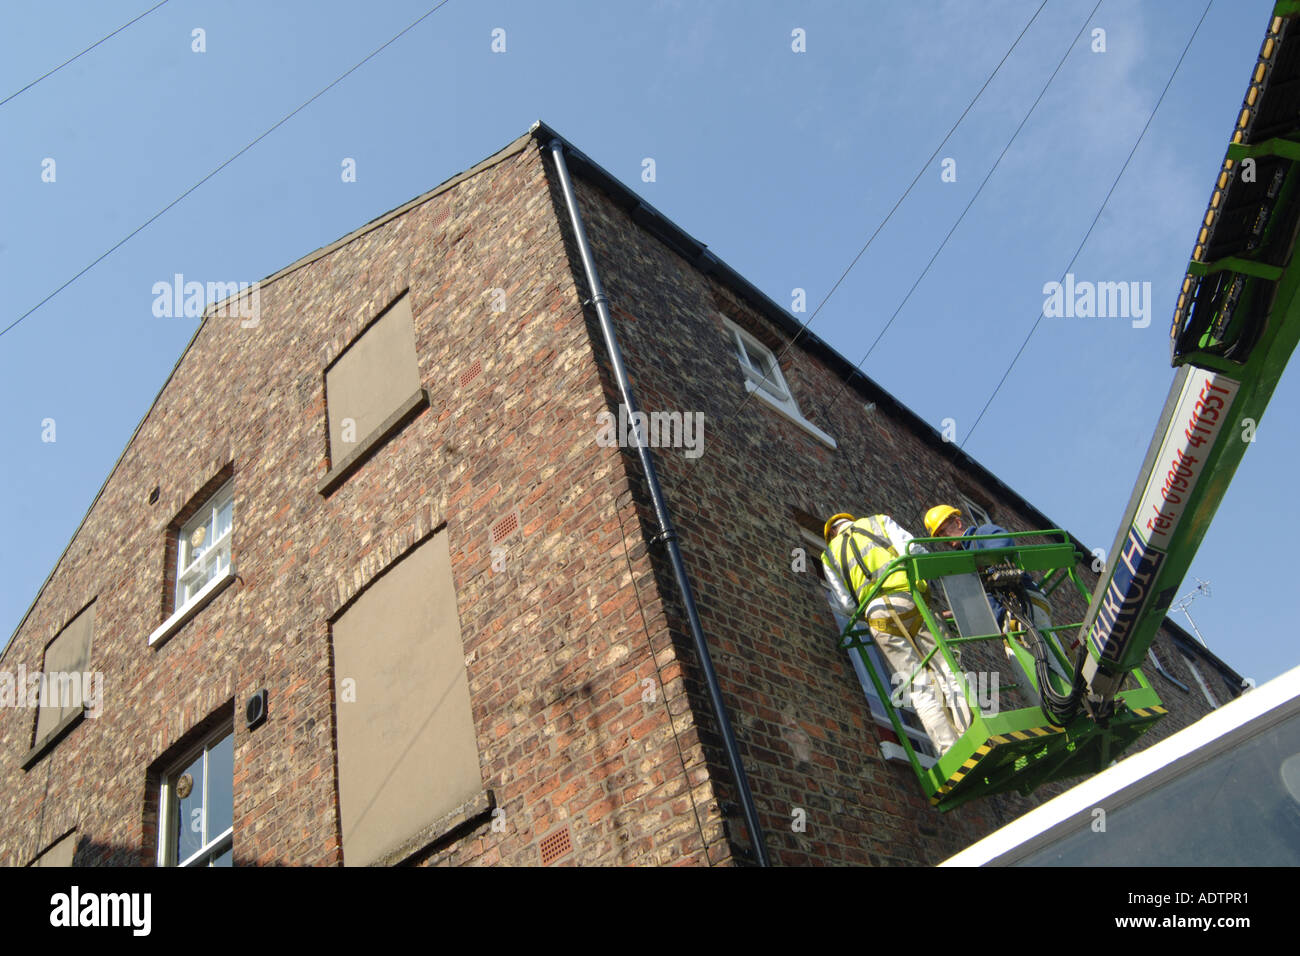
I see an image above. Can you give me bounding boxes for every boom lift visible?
[839,4,1300,811]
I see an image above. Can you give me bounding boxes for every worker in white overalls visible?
[822,513,972,754]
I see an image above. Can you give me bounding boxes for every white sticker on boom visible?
[1134,367,1239,553]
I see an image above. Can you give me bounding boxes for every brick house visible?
[1,122,1243,868]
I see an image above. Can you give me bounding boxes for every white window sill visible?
[149,571,236,648]
[744,381,837,449]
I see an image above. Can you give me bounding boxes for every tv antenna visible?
[1170,578,1212,648]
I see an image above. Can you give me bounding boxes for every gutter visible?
[546,137,771,867]
[526,122,1087,556]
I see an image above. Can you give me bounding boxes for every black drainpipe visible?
[547,139,770,867]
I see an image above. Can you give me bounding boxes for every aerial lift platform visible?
[836,3,1300,811]
[836,532,1166,811]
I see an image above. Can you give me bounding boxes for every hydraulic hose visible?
[1005,592,1084,725]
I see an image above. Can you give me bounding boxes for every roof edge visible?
[6,122,1242,681]
[534,122,1242,677]
[530,122,1095,557]
[2,130,540,664]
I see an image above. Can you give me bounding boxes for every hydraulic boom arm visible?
[1079,6,1300,707]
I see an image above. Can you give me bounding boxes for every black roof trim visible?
[531,121,1088,556]
[1166,626,1246,686]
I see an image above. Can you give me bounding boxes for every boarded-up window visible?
[29,831,77,867]
[34,604,94,746]
[332,531,481,866]
[325,293,420,460]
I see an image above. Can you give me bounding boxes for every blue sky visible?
[1,0,1293,688]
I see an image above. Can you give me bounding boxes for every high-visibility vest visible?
[823,515,920,600]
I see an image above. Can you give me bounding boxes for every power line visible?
[671,0,1051,505]
[813,0,1103,428]
[960,0,1215,450]
[1,0,454,342]
[768,0,1051,366]
[0,0,172,108]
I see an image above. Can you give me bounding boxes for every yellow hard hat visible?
[924,504,962,538]
[823,513,855,542]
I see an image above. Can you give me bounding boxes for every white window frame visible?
[728,320,793,405]
[803,528,936,765]
[723,318,836,449]
[1182,653,1221,709]
[1147,648,1190,692]
[157,722,234,867]
[175,481,234,613]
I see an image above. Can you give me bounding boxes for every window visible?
[149,475,237,648]
[723,317,836,449]
[803,528,936,762]
[331,530,486,866]
[728,320,793,404]
[158,724,233,867]
[1182,654,1221,709]
[175,480,233,612]
[1147,648,1190,692]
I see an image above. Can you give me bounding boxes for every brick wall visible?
[562,158,1232,865]
[0,137,729,867]
[0,130,1234,869]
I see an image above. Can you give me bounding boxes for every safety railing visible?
[834,529,1103,802]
